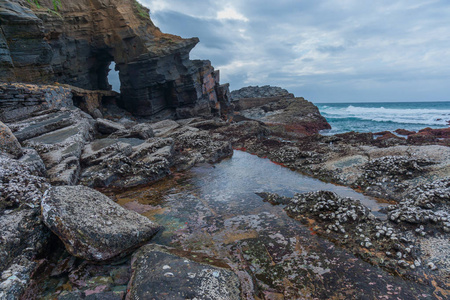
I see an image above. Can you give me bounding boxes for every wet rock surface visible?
[101,153,444,299]
[42,185,162,261]
[127,244,241,300]
[22,246,132,300]
[259,191,441,276]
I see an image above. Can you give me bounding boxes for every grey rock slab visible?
[126,245,241,300]
[41,185,162,261]
[96,119,126,135]
[11,111,74,142]
[150,119,180,137]
[80,137,174,188]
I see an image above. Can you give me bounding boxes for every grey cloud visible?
[142,0,450,102]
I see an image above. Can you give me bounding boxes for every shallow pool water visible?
[114,150,433,298]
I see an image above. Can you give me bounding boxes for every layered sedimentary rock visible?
[0,0,231,117]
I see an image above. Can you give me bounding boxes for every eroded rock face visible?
[231,86,330,136]
[0,82,73,123]
[41,185,162,261]
[127,244,241,300]
[0,0,231,118]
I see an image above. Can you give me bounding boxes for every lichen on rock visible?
[41,185,162,261]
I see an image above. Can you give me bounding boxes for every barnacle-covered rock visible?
[41,185,162,261]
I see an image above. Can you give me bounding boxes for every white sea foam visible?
[320,105,450,126]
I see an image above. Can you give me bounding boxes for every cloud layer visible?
[139,0,450,102]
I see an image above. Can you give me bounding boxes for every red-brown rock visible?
[395,129,416,136]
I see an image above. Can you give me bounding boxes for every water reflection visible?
[114,150,432,298]
[193,150,388,213]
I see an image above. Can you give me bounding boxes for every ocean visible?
[315,101,450,135]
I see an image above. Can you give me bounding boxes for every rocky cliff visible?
[0,0,231,117]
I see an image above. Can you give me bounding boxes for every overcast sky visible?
[138,0,450,103]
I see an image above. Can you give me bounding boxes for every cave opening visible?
[88,51,122,93]
[107,61,121,93]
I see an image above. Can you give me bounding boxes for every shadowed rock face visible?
[0,0,230,117]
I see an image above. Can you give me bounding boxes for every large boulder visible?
[0,121,22,158]
[126,245,241,300]
[41,185,162,261]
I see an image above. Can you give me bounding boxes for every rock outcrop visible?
[41,185,162,261]
[0,0,231,118]
[231,86,330,136]
[231,85,293,101]
[80,137,174,188]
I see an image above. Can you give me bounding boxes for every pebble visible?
[427,262,437,270]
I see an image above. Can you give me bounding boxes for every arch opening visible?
[107,61,121,93]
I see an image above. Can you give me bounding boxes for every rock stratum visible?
[0,0,231,117]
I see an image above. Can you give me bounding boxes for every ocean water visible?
[315,101,450,135]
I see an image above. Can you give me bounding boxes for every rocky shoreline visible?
[1,82,448,299]
[1,0,449,299]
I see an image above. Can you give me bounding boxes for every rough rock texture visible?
[0,0,231,118]
[80,118,232,187]
[8,106,95,185]
[0,121,22,158]
[127,244,241,300]
[151,118,233,171]
[41,185,162,261]
[0,153,50,299]
[80,137,174,188]
[260,190,449,280]
[231,85,293,100]
[109,123,155,140]
[0,82,73,123]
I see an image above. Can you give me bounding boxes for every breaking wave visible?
[319,105,450,126]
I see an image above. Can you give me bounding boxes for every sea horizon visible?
[315,101,450,135]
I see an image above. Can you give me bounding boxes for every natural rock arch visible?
[0,0,231,117]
